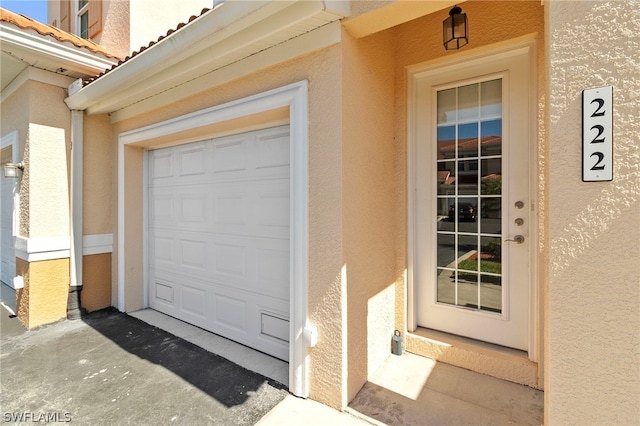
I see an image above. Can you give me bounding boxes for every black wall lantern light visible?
[443,5,468,50]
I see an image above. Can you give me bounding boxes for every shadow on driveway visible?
[0,307,288,425]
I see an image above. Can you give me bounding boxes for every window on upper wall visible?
[78,0,89,39]
[72,0,102,40]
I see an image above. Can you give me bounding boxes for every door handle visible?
[505,235,525,244]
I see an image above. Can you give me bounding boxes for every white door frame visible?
[1,131,19,289]
[407,39,539,361]
[117,81,310,396]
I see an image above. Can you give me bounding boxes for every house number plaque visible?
[582,86,613,182]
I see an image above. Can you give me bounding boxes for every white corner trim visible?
[83,234,113,256]
[118,80,309,398]
[15,236,71,262]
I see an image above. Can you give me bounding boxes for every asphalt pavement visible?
[0,306,288,425]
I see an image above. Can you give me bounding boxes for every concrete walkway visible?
[0,297,542,425]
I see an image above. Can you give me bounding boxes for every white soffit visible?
[66,0,348,118]
[0,22,117,80]
[343,0,463,38]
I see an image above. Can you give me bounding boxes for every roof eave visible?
[0,22,118,75]
[65,0,349,114]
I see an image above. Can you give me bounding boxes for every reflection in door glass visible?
[435,79,503,313]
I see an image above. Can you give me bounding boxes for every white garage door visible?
[148,126,290,361]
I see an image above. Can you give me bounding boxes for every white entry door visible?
[411,44,534,350]
[148,126,291,360]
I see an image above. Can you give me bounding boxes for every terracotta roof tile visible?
[0,7,120,60]
[82,7,213,86]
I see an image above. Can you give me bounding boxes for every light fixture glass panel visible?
[3,165,18,178]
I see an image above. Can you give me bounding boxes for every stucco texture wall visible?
[82,253,112,312]
[112,44,347,409]
[16,257,69,328]
[25,81,71,239]
[83,113,112,235]
[341,28,397,402]
[2,78,72,327]
[545,2,640,424]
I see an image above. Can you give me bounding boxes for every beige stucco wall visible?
[1,80,70,239]
[83,113,112,235]
[82,253,112,312]
[129,0,211,53]
[16,257,69,328]
[111,44,346,409]
[24,81,71,239]
[545,1,640,424]
[341,28,397,401]
[1,79,72,327]
[97,0,130,59]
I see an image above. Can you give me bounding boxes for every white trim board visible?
[83,234,113,256]
[14,236,70,262]
[118,80,310,398]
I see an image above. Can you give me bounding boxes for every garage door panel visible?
[150,181,288,240]
[150,230,289,297]
[181,284,208,319]
[149,150,174,179]
[213,241,247,279]
[178,193,207,223]
[148,126,290,361]
[150,192,174,222]
[214,293,247,332]
[150,268,289,360]
[254,187,290,231]
[179,238,208,271]
[256,131,290,170]
[151,234,175,264]
[177,142,206,177]
[153,279,175,304]
[211,136,247,174]
[213,192,247,226]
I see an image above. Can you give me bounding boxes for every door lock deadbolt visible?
[514,218,524,226]
[514,201,525,209]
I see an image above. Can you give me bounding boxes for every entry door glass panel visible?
[435,79,502,313]
[413,43,532,351]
